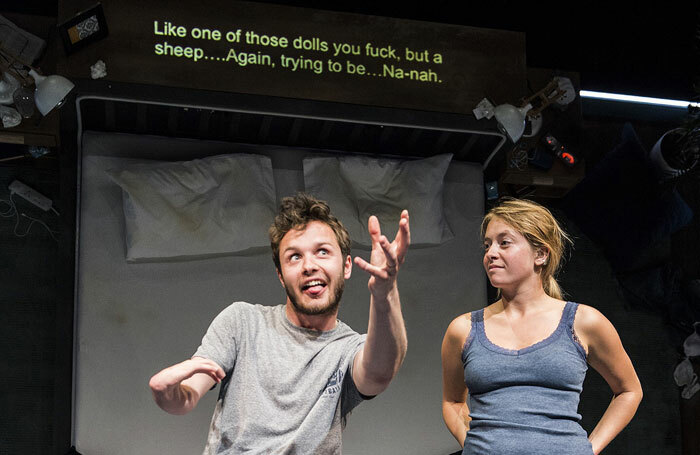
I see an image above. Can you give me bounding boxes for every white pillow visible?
[106,154,276,262]
[303,154,454,247]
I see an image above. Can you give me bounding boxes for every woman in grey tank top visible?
[441,198,643,454]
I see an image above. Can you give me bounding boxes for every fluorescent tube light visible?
[580,90,699,109]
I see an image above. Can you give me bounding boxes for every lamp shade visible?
[29,69,75,116]
[493,103,532,143]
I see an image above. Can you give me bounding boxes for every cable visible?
[0,196,15,217]
[0,192,58,242]
[508,144,530,170]
[16,212,59,241]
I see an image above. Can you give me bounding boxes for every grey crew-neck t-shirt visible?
[194,302,367,454]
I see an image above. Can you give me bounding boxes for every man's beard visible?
[286,277,345,316]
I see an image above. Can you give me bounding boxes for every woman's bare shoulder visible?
[573,303,610,330]
[444,312,473,346]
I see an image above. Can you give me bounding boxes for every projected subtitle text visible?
[152,20,445,84]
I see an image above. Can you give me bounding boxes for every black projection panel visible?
[58,0,526,114]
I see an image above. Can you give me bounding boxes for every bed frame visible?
[67,80,499,455]
[73,81,507,167]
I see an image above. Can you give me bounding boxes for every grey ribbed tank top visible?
[461,301,593,455]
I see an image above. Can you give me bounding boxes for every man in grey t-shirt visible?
[149,193,410,454]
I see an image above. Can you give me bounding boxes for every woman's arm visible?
[575,305,643,454]
[441,315,471,447]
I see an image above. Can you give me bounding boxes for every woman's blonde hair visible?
[481,197,572,299]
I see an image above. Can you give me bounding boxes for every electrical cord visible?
[508,144,530,170]
[0,192,58,242]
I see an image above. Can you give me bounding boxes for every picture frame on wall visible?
[58,3,108,55]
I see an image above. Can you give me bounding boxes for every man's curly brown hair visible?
[269,193,351,272]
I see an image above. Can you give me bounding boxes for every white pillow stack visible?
[303,153,454,247]
[106,154,276,262]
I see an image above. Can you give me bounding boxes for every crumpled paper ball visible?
[90,60,107,79]
[674,358,700,399]
[684,322,700,357]
[674,322,700,399]
[0,72,20,105]
[0,105,21,128]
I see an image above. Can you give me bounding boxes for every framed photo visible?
[58,3,109,55]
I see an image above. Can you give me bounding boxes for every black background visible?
[8,1,699,100]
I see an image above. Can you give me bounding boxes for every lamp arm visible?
[520,80,566,118]
[0,61,33,86]
[0,43,37,86]
[0,41,37,69]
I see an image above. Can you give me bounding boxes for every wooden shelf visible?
[0,12,61,148]
[499,149,585,199]
[497,67,585,199]
[0,109,60,147]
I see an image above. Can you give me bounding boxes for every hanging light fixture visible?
[28,69,74,116]
[474,77,576,143]
[492,103,532,143]
[0,43,75,119]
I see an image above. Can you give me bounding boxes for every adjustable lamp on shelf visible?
[474,77,576,143]
[0,42,74,127]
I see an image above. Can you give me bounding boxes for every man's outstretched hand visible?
[354,210,410,300]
